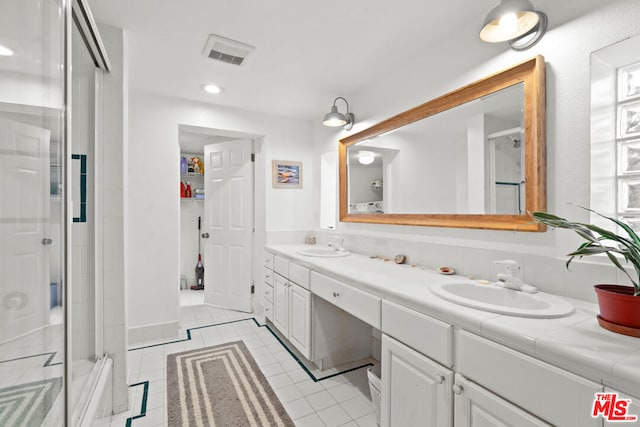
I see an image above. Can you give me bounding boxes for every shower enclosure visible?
[0,0,116,425]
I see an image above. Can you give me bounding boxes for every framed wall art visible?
[272,160,302,188]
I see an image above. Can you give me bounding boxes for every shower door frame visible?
[64,0,111,424]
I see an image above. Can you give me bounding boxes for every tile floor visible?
[100,290,378,426]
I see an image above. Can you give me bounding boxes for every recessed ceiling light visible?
[0,44,14,56]
[203,84,222,94]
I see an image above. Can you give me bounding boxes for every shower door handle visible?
[42,238,53,245]
[201,233,210,239]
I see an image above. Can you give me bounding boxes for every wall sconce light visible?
[322,96,355,130]
[479,0,547,51]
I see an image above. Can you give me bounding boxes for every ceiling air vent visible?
[202,34,255,66]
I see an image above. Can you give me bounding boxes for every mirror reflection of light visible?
[0,44,14,56]
[203,84,222,94]
[358,151,375,165]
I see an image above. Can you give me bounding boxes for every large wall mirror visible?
[339,56,546,231]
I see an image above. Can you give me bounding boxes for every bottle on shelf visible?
[185,181,192,198]
[180,181,186,198]
[180,156,187,175]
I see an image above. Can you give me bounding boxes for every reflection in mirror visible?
[339,56,546,231]
[347,84,524,215]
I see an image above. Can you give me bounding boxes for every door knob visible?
[201,233,210,238]
[435,375,445,384]
[42,238,53,245]
[332,292,340,298]
[452,384,463,395]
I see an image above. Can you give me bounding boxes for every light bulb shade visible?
[480,0,540,43]
[322,97,355,130]
[358,155,375,165]
[322,105,347,127]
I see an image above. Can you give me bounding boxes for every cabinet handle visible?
[452,384,463,395]
[435,375,445,384]
[332,292,340,297]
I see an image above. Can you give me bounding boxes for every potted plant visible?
[533,208,640,337]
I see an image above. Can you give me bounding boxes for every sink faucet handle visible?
[494,259,520,276]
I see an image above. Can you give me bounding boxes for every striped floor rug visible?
[0,377,62,426]
[167,341,295,427]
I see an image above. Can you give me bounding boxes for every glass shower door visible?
[0,0,67,425]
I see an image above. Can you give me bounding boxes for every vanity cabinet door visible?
[273,274,289,337]
[289,283,311,359]
[382,334,453,427]
[603,388,640,426]
[453,374,551,427]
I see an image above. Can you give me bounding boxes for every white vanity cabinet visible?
[457,331,602,427]
[603,388,640,426]
[269,253,312,359]
[381,334,453,427]
[381,300,600,427]
[262,252,275,321]
[453,374,551,427]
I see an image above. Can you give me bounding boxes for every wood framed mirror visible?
[339,55,546,231]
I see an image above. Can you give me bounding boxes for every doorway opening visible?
[178,125,260,313]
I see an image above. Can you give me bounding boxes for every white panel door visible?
[0,117,51,343]
[288,283,311,359]
[204,139,253,312]
[381,334,453,427]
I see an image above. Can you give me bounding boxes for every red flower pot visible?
[594,285,640,330]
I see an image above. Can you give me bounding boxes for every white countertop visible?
[266,244,640,396]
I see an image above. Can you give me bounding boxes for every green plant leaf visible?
[533,209,640,296]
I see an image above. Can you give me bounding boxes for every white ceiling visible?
[86,0,611,121]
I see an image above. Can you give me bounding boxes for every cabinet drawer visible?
[263,252,274,270]
[382,300,453,367]
[264,300,273,321]
[311,271,381,328]
[263,267,273,287]
[457,331,602,427]
[263,283,274,303]
[274,256,289,277]
[604,388,640,427]
[454,374,551,427]
[288,262,310,290]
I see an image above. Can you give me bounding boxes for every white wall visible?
[128,92,314,341]
[349,164,383,204]
[97,23,129,413]
[313,0,640,303]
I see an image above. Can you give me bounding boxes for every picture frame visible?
[272,160,302,188]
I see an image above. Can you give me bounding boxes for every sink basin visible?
[297,247,351,258]
[430,282,574,318]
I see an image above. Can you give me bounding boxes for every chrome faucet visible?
[494,260,537,293]
[328,235,346,252]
